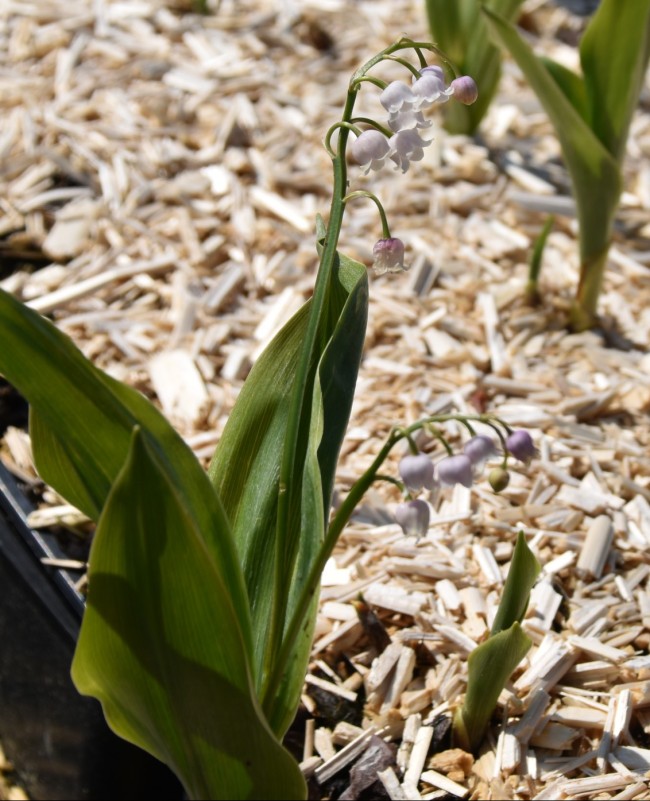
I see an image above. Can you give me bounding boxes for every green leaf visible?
[0,290,133,518]
[580,0,650,162]
[526,214,555,302]
[426,0,525,133]
[454,622,532,753]
[29,408,103,523]
[538,56,589,122]
[0,287,252,653]
[454,532,539,752]
[0,289,297,792]
[72,428,305,800]
[483,6,621,263]
[491,530,540,635]
[208,253,368,736]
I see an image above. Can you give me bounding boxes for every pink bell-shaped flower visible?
[463,435,497,467]
[506,430,536,463]
[372,237,406,275]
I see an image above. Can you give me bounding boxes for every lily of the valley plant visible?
[484,0,650,329]
[0,37,538,799]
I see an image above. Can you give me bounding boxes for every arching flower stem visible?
[342,190,391,239]
[374,473,407,494]
[324,120,363,159]
[349,117,393,137]
[350,37,455,91]
[385,55,424,80]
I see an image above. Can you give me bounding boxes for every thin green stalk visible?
[343,190,392,238]
[263,87,357,694]
[262,429,401,711]
[569,149,618,330]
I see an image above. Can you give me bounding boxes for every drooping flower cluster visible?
[393,429,536,538]
[351,68,478,176]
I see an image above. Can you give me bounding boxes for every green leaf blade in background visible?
[0,289,134,517]
[580,0,650,163]
[272,253,368,735]
[208,252,368,737]
[483,6,621,265]
[538,56,589,122]
[72,428,306,800]
[426,0,525,134]
[29,407,105,522]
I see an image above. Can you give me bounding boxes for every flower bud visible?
[437,454,473,488]
[505,430,536,463]
[488,467,510,493]
[395,499,430,539]
[399,453,435,491]
[450,75,478,105]
[463,435,497,467]
[372,237,406,275]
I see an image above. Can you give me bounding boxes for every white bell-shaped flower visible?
[350,129,391,174]
[380,80,417,115]
[395,499,430,539]
[388,108,432,133]
[389,129,432,173]
[412,66,453,109]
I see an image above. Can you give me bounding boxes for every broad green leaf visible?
[0,289,251,637]
[454,622,531,752]
[538,56,589,122]
[29,407,102,523]
[72,428,305,800]
[491,530,540,635]
[0,290,135,518]
[208,253,368,736]
[483,7,621,263]
[426,0,525,133]
[580,0,650,162]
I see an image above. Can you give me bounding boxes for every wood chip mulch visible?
[1,1,650,799]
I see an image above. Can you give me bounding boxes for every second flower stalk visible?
[394,427,537,539]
